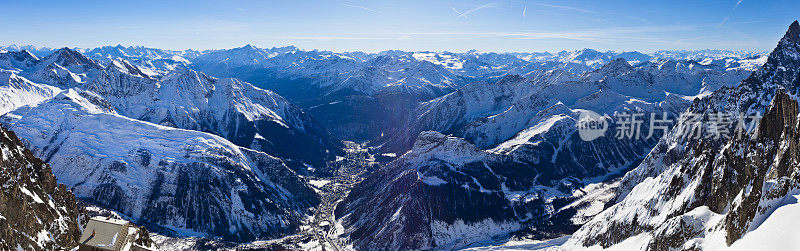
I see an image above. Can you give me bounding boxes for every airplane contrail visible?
[343,3,383,14]
[523,5,527,19]
[453,3,497,18]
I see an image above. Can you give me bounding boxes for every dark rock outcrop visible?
[0,126,84,250]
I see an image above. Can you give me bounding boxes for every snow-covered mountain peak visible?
[162,67,211,83]
[232,44,264,55]
[51,89,117,114]
[565,48,604,61]
[14,50,38,61]
[595,57,634,75]
[410,130,482,156]
[0,50,39,71]
[41,47,102,70]
[106,59,149,78]
[82,45,196,77]
[739,20,800,93]
[0,45,54,58]
[79,64,344,168]
[269,45,298,52]
[159,68,215,95]
[774,20,798,51]
[614,51,653,64]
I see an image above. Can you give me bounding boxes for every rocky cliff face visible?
[0,126,83,250]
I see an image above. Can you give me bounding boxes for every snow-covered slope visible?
[0,70,60,115]
[0,49,345,168]
[563,20,800,251]
[0,125,83,250]
[1,89,320,242]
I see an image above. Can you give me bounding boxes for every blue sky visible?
[1,0,798,52]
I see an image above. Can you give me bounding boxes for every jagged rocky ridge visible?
[0,125,83,250]
[1,90,320,242]
[564,20,800,250]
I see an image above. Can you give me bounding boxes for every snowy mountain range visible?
[85,45,199,76]
[0,24,790,250]
[2,44,768,142]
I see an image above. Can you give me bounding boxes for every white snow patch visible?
[421,176,447,186]
[308,179,331,188]
[18,186,45,204]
